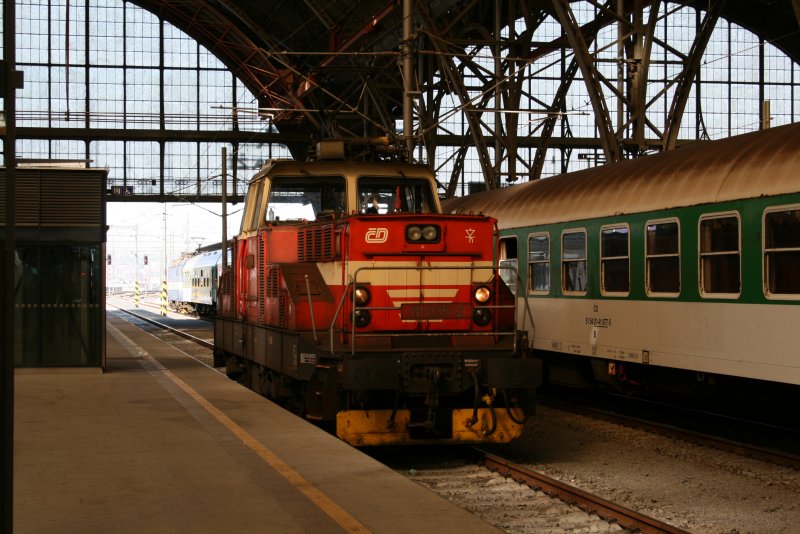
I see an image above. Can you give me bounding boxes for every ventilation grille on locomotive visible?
[258,235,266,323]
[218,243,236,318]
[297,224,336,262]
[278,293,286,328]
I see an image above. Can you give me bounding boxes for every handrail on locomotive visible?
[326,263,534,356]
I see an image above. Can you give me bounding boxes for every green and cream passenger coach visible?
[445,123,800,397]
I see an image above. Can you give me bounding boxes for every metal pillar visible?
[221,147,228,273]
[161,205,168,316]
[2,0,17,529]
[494,0,502,181]
[402,0,415,158]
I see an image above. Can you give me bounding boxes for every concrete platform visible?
[14,312,499,533]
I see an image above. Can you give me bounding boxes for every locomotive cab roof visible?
[240,159,442,233]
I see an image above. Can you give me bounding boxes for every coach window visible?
[562,230,587,294]
[528,233,550,294]
[646,219,680,296]
[499,237,518,295]
[764,206,800,297]
[600,225,629,295]
[699,213,741,296]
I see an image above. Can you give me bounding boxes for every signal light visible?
[144,255,149,265]
[107,254,111,265]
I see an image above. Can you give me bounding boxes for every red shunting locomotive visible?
[214,146,541,445]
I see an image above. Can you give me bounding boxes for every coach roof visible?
[444,122,800,230]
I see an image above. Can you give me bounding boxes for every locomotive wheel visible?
[225,356,245,382]
[283,387,307,419]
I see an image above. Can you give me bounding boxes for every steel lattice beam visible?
[663,0,727,150]
[553,0,622,163]
[18,0,800,201]
[416,1,499,191]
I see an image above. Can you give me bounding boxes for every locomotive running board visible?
[335,408,526,446]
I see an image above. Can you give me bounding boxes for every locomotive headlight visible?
[421,225,438,241]
[406,224,440,243]
[354,309,371,327]
[472,308,491,326]
[473,285,492,303]
[354,285,371,306]
[406,225,422,241]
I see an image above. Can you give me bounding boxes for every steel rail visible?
[480,450,690,534]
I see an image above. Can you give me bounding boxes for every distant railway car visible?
[167,249,222,316]
[167,255,191,306]
[445,123,800,398]
[214,145,541,446]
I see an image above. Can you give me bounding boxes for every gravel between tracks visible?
[487,405,800,533]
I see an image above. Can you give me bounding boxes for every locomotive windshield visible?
[266,176,346,222]
[357,177,436,214]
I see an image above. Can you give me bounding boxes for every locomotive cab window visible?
[646,219,680,296]
[357,177,436,214]
[562,229,587,295]
[266,176,346,222]
[528,233,550,294]
[699,213,741,297]
[600,225,629,295]
[241,180,265,232]
[498,237,518,295]
[764,205,800,298]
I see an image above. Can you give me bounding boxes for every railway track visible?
[390,404,800,533]
[479,450,688,533]
[110,293,175,314]
[539,393,800,471]
[113,305,213,349]
[382,389,800,533]
[107,300,216,367]
[378,446,688,534]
